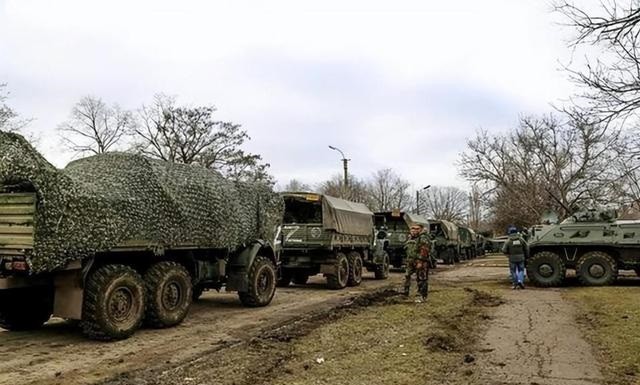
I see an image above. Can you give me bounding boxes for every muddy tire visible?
[576,251,617,286]
[277,269,292,287]
[0,287,53,331]
[374,251,390,280]
[239,256,277,307]
[81,264,145,341]
[347,252,363,287]
[144,262,192,328]
[292,272,310,285]
[327,252,349,290]
[526,251,566,287]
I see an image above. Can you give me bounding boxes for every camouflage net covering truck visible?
[429,219,460,265]
[527,209,640,287]
[0,131,284,340]
[374,211,431,268]
[279,192,389,289]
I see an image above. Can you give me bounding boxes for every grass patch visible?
[565,286,640,385]
[268,283,501,385]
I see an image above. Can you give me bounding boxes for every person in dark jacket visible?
[502,226,529,289]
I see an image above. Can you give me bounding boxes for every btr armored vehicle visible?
[279,192,389,289]
[374,211,431,268]
[429,219,460,264]
[528,209,640,286]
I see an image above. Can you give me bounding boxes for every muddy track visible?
[0,272,409,385]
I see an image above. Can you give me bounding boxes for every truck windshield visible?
[283,197,322,224]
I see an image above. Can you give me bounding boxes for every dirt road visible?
[439,255,604,385]
[0,272,404,385]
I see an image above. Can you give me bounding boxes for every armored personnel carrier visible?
[527,209,640,286]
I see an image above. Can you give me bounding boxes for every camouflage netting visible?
[0,131,284,274]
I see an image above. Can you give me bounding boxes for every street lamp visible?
[416,185,431,215]
[328,145,350,190]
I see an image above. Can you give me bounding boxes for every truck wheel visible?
[277,269,293,287]
[576,251,617,286]
[239,256,277,307]
[327,252,349,290]
[374,251,390,280]
[0,287,53,331]
[144,262,192,328]
[292,272,310,285]
[347,252,363,287]
[526,251,566,287]
[81,264,145,341]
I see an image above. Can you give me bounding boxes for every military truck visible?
[279,192,389,289]
[527,209,640,287]
[0,132,283,340]
[457,225,477,260]
[429,219,460,264]
[475,234,486,257]
[374,211,431,268]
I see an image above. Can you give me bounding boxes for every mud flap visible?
[226,270,248,292]
[53,269,83,320]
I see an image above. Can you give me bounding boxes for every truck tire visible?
[576,251,617,286]
[526,251,566,287]
[374,251,390,280]
[292,272,310,285]
[239,256,277,307]
[144,262,192,328]
[81,264,145,341]
[0,287,53,331]
[277,269,293,287]
[327,252,349,290]
[347,251,363,287]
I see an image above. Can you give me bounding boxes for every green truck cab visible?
[374,211,432,268]
[429,219,461,264]
[279,192,389,289]
[457,225,477,260]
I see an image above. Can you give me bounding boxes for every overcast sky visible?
[0,0,579,190]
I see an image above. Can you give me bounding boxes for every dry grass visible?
[565,284,640,385]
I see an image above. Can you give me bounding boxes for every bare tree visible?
[0,83,30,133]
[58,96,132,155]
[459,113,620,229]
[556,0,640,122]
[318,174,371,203]
[280,179,312,192]
[366,168,412,211]
[132,94,272,183]
[419,186,468,222]
[467,184,489,230]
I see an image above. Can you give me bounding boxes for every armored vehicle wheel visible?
[0,286,53,331]
[144,262,192,328]
[374,251,390,280]
[327,252,349,290]
[576,251,617,286]
[347,251,363,287]
[292,272,310,285]
[239,256,277,307]
[526,251,566,287]
[81,264,145,341]
[277,269,292,287]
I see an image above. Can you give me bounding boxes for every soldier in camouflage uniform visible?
[403,223,431,302]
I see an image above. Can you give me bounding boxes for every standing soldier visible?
[502,226,529,289]
[403,223,431,302]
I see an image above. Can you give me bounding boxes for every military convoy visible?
[527,209,640,287]
[279,193,389,289]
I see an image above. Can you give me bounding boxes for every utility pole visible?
[328,145,350,196]
[415,185,431,214]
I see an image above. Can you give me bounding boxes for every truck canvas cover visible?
[321,195,374,236]
[0,131,284,274]
[403,213,429,227]
[433,219,459,240]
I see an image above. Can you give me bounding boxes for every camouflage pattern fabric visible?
[0,131,284,274]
